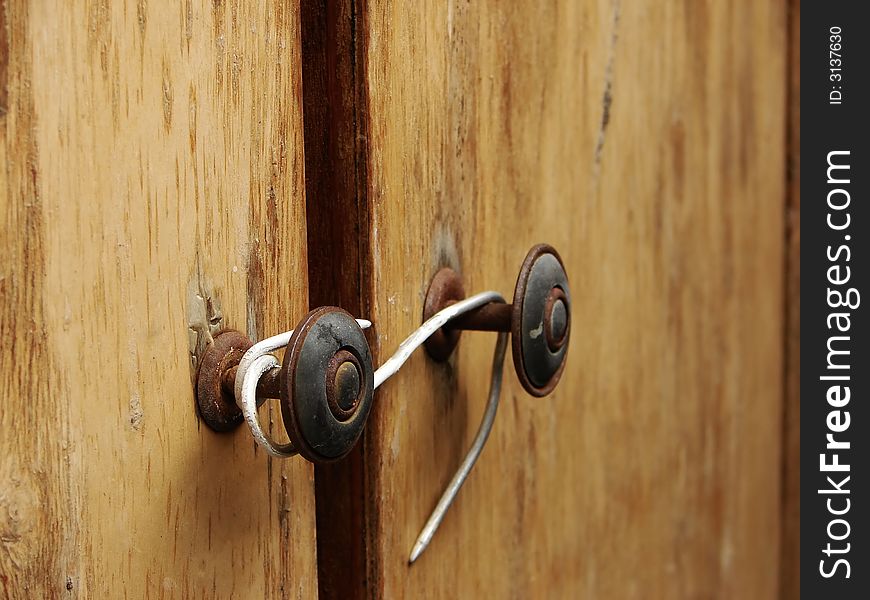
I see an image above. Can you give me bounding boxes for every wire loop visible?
[369,290,509,563]
[233,319,372,458]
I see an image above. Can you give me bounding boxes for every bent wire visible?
[407,331,508,563]
[369,291,509,563]
[372,291,504,388]
[231,292,509,560]
[195,243,569,565]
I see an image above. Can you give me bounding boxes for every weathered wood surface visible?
[0,1,316,597]
[350,0,788,597]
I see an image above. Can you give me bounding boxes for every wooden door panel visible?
[1,1,315,596]
[351,0,787,597]
[1,0,791,597]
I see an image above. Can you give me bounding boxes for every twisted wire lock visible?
[195,243,571,563]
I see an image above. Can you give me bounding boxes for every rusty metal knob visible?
[511,244,571,396]
[194,307,374,463]
[281,307,374,462]
[195,329,254,432]
[422,243,571,396]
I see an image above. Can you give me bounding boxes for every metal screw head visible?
[281,307,374,463]
[325,349,364,421]
[543,288,570,351]
[511,244,571,397]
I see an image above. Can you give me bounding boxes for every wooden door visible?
[2,1,793,598]
[1,2,316,596]
[315,1,788,598]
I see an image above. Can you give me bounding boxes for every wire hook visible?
[380,244,571,563]
[194,244,570,564]
[368,292,508,562]
[408,331,508,563]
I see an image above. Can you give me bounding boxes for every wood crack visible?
[592,0,621,179]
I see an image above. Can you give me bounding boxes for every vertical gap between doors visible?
[299,1,376,598]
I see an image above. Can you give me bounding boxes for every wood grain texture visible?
[0,1,316,597]
[357,0,787,597]
[780,0,800,597]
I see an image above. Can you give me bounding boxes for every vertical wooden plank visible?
[780,0,800,596]
[0,2,317,597]
[299,2,374,599]
[0,2,79,594]
[354,0,787,597]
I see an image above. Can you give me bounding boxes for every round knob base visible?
[195,330,253,432]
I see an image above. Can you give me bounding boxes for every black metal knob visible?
[280,306,374,462]
[194,307,374,462]
[422,244,571,396]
